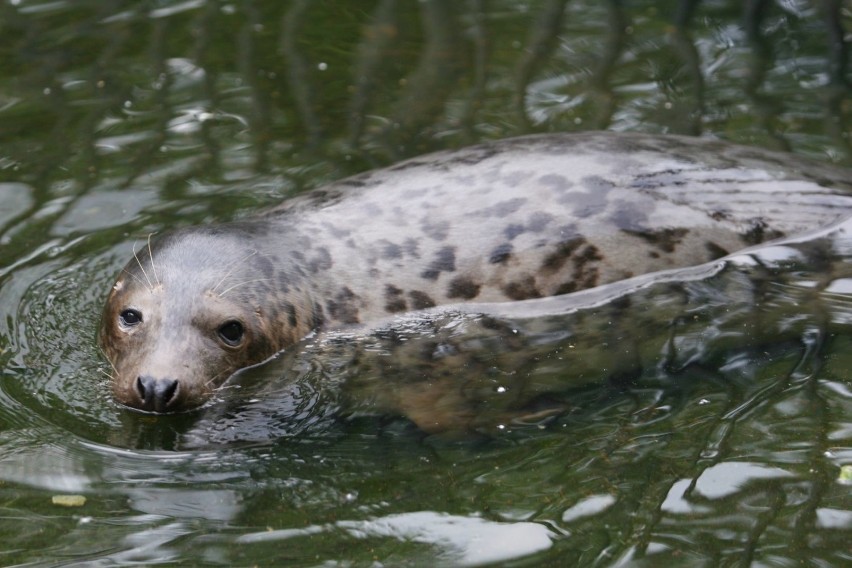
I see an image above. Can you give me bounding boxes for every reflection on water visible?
[240,510,556,566]
[0,0,850,565]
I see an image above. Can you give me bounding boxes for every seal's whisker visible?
[94,367,114,380]
[218,278,273,298]
[132,241,154,292]
[147,232,160,287]
[211,249,259,293]
[96,346,119,376]
[121,267,150,289]
[204,369,231,390]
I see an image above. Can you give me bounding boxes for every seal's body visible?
[99,132,852,413]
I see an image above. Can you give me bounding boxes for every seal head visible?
[100,225,314,412]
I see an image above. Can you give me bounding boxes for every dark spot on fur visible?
[629,169,689,191]
[421,219,450,241]
[402,187,430,199]
[557,176,613,217]
[527,212,554,232]
[610,204,652,232]
[625,228,690,253]
[301,188,345,207]
[402,238,420,259]
[504,224,525,240]
[255,255,275,279]
[539,174,573,192]
[384,284,407,313]
[322,222,351,239]
[541,237,586,274]
[709,210,730,222]
[276,272,291,294]
[705,242,729,259]
[307,247,333,273]
[572,244,602,289]
[409,291,436,310]
[361,202,383,216]
[310,302,325,329]
[420,246,456,280]
[554,282,577,295]
[489,243,513,264]
[502,170,534,186]
[471,198,528,218]
[444,145,500,166]
[299,235,314,250]
[447,276,481,300]
[380,241,403,260]
[504,276,541,301]
[284,302,298,328]
[326,287,361,324]
[741,218,785,245]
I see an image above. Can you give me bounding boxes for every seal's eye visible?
[218,320,244,346]
[119,309,142,327]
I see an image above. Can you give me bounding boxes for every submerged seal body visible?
[99,132,852,412]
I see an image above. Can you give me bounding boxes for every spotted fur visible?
[100,132,852,413]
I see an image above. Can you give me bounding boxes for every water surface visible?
[0,1,850,565]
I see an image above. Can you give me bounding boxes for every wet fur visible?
[100,132,852,413]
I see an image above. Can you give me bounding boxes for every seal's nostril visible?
[135,375,180,413]
[159,379,178,406]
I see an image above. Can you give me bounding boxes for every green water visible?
[0,1,850,565]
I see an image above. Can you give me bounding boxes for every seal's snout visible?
[135,375,180,413]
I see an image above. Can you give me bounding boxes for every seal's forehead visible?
[154,231,255,269]
[151,232,275,295]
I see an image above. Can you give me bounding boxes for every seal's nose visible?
[135,375,179,412]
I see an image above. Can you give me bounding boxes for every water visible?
[0,1,850,565]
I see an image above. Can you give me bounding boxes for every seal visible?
[99,132,852,413]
